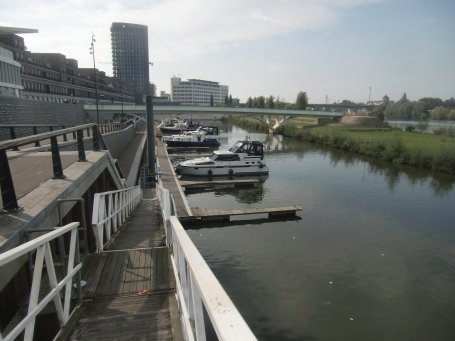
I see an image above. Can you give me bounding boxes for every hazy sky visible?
[2,0,454,103]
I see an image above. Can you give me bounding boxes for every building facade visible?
[170,77,228,106]
[0,33,135,104]
[0,46,23,97]
[111,23,149,104]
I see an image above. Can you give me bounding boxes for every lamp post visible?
[90,32,100,124]
[369,87,371,104]
[118,71,124,115]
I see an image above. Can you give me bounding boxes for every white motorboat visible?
[160,119,199,134]
[163,126,221,148]
[175,140,269,176]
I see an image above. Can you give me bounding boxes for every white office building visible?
[170,77,228,106]
[0,46,23,97]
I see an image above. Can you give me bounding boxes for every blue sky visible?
[1,0,454,103]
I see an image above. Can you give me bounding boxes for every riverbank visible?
[222,116,455,173]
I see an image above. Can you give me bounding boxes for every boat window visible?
[209,154,218,161]
[196,161,215,165]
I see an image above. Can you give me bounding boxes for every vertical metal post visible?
[72,131,77,139]
[62,126,68,142]
[93,126,100,151]
[146,95,155,182]
[33,127,40,147]
[77,129,86,161]
[50,136,65,179]
[0,148,19,210]
[9,127,19,151]
[87,127,91,137]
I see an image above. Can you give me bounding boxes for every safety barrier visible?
[156,184,257,341]
[91,186,142,252]
[0,222,82,341]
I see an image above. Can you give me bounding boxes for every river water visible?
[386,119,454,133]
[179,123,455,341]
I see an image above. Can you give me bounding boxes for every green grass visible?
[223,116,455,173]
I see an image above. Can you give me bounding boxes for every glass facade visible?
[111,23,149,104]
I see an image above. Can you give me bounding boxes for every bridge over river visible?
[84,104,344,133]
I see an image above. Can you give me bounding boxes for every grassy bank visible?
[223,116,455,173]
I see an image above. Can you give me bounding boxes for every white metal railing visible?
[92,186,142,252]
[0,222,82,341]
[156,185,257,341]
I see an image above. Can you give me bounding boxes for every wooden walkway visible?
[156,140,192,220]
[191,205,302,221]
[61,189,182,341]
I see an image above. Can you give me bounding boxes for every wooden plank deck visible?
[180,179,259,190]
[67,293,181,341]
[156,140,192,219]
[62,189,182,341]
[191,205,302,221]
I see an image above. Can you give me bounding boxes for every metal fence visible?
[0,222,83,341]
[91,186,142,252]
[156,184,257,341]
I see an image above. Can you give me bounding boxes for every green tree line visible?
[245,91,308,110]
[376,94,455,120]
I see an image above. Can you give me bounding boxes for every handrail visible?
[0,124,106,211]
[0,222,83,341]
[0,123,96,150]
[156,184,257,340]
[91,186,142,252]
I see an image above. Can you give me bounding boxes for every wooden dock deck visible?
[60,189,182,341]
[180,179,259,190]
[191,205,302,221]
[156,140,193,220]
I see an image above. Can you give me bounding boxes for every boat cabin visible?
[228,140,265,158]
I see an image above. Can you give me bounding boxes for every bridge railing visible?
[91,186,142,252]
[157,184,257,341]
[0,222,82,341]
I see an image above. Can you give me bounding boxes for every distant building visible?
[111,23,149,104]
[160,90,170,101]
[0,46,23,97]
[0,33,134,104]
[382,95,389,105]
[170,77,228,106]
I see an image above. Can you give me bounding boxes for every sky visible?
[1,0,454,104]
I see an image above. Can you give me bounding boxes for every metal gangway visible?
[0,183,257,340]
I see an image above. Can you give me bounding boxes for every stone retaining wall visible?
[0,96,86,138]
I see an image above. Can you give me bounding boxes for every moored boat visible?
[175,139,269,176]
[164,126,221,148]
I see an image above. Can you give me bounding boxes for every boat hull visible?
[176,164,269,176]
[166,140,220,148]
[160,127,198,134]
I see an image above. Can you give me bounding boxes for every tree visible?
[229,94,233,106]
[210,94,214,107]
[224,95,228,107]
[257,96,265,108]
[430,106,450,120]
[246,97,253,108]
[265,95,275,109]
[295,91,308,110]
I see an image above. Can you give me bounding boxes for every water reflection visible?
[257,133,455,198]
[187,123,455,341]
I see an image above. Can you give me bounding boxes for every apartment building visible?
[170,77,229,106]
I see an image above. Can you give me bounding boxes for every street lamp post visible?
[118,72,124,115]
[90,32,100,124]
[369,87,371,104]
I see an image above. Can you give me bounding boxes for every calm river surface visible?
[180,124,455,341]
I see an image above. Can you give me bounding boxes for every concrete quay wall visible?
[0,96,86,138]
[102,119,145,159]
